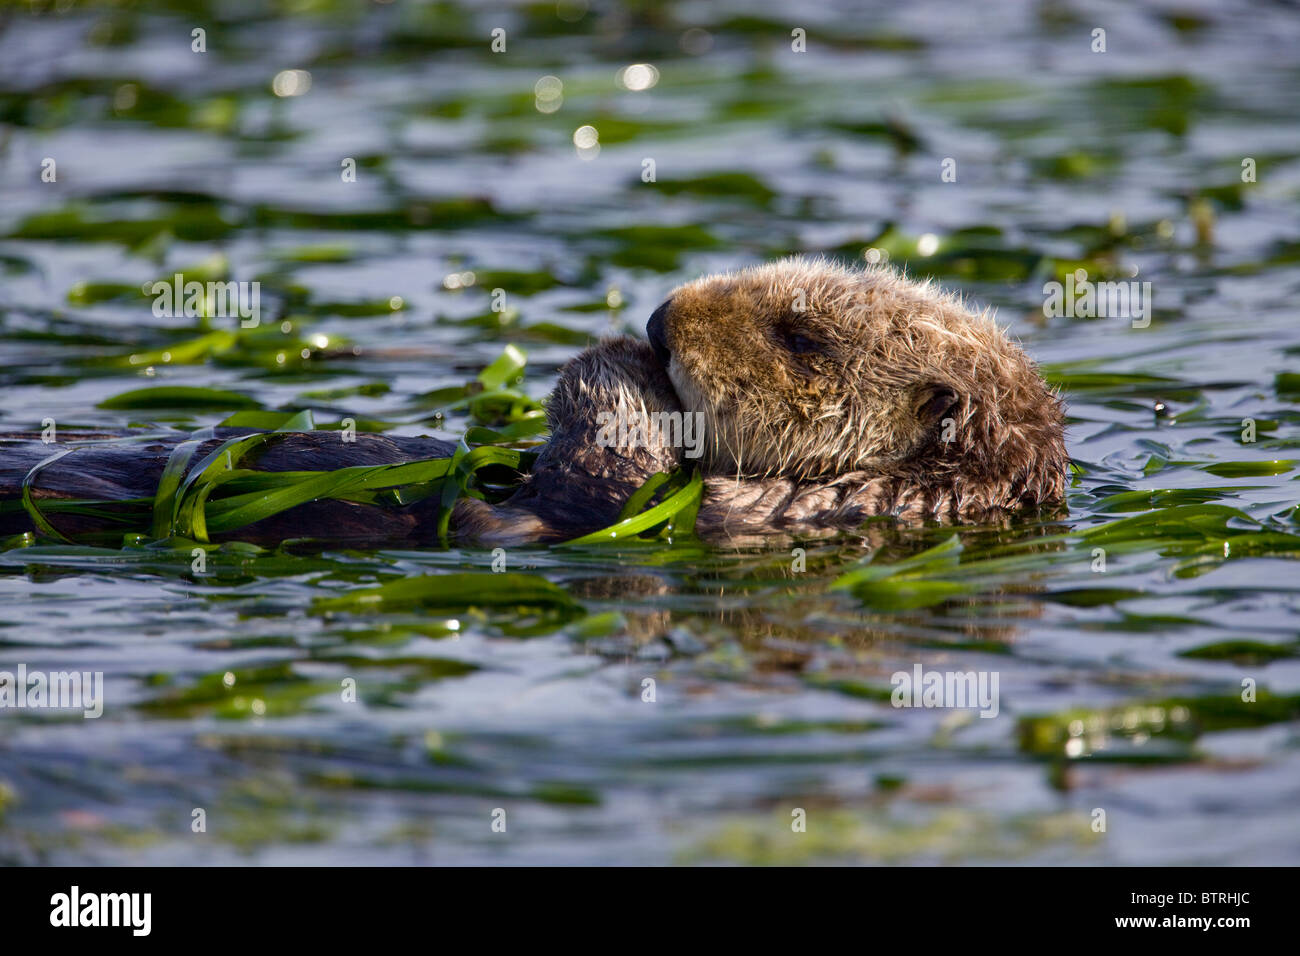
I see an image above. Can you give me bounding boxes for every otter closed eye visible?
[775,327,823,356]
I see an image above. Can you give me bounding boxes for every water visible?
[0,0,1298,864]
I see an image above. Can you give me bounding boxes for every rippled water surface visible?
[1,0,1299,864]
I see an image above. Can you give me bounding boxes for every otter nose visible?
[646,299,672,367]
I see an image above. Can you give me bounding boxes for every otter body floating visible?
[1,259,1066,548]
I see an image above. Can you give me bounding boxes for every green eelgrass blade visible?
[311,571,577,614]
[202,458,458,533]
[97,385,261,410]
[0,497,153,518]
[151,439,203,539]
[669,473,702,534]
[275,409,316,433]
[21,447,77,542]
[564,470,704,545]
[831,535,965,589]
[218,409,313,430]
[828,536,973,609]
[615,472,671,521]
[476,344,527,390]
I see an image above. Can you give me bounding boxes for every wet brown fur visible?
[660,258,1069,525]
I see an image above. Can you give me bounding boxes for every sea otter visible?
[456,258,1068,544]
[2,259,1067,548]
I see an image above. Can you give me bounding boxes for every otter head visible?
[647,257,1068,511]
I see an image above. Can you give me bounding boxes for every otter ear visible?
[914,382,960,426]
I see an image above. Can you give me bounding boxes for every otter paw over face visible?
[452,337,687,545]
[645,257,1068,517]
